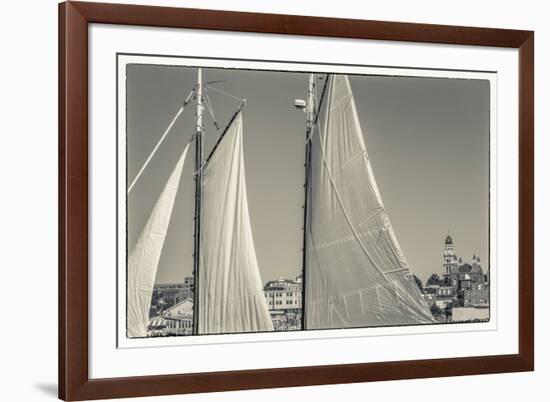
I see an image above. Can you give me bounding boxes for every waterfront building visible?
[149,277,194,317]
[263,276,302,330]
[148,297,193,336]
[263,277,302,311]
[162,297,193,335]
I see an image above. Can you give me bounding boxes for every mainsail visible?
[127,144,189,338]
[198,113,274,334]
[305,75,434,329]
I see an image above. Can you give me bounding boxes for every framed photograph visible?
[59,1,534,400]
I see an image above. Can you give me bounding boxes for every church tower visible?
[443,234,458,277]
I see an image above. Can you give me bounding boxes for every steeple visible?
[443,233,457,276]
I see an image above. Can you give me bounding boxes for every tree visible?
[430,303,443,320]
[413,275,423,292]
[426,273,441,286]
[430,303,442,317]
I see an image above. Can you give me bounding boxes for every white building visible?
[263,276,302,331]
[452,307,490,322]
[148,297,193,336]
[263,277,302,311]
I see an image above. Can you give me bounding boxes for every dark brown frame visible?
[59,1,534,400]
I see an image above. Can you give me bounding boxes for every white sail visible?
[127,144,189,338]
[198,113,274,334]
[305,75,434,329]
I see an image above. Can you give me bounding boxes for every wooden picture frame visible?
[59,1,534,400]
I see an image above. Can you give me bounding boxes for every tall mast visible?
[192,68,204,335]
[300,74,316,330]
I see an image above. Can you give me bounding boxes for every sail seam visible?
[341,150,367,170]
[383,267,410,274]
[357,207,385,229]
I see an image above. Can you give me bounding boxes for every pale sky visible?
[126,63,489,285]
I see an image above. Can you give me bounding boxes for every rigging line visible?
[205,84,244,102]
[205,79,226,85]
[127,87,196,194]
[203,90,220,131]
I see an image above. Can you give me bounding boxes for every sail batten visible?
[305,75,434,329]
[198,113,273,334]
[127,144,189,338]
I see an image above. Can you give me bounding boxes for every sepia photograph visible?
[122,58,491,338]
[51,2,536,400]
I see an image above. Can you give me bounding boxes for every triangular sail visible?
[305,75,434,329]
[127,144,189,338]
[198,113,274,334]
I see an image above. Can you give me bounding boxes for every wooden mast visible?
[192,68,204,335]
[301,74,316,330]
